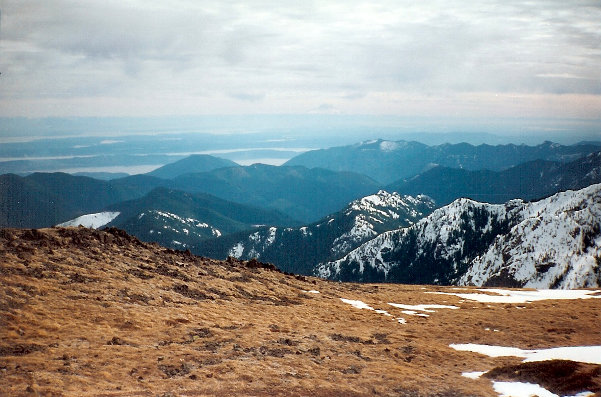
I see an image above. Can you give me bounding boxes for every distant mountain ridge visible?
[195,190,435,274]
[147,154,239,179]
[315,184,601,289]
[388,151,601,205]
[0,163,378,228]
[57,187,298,250]
[170,164,380,222]
[0,172,170,228]
[285,139,601,183]
[107,187,299,249]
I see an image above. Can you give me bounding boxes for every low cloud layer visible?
[1,0,600,119]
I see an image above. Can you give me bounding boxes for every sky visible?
[1,1,600,127]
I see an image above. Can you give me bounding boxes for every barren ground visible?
[1,227,599,396]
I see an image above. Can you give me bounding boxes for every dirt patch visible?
[0,344,44,356]
[258,346,294,358]
[158,363,192,378]
[106,336,137,346]
[172,283,214,300]
[330,333,363,343]
[127,268,154,280]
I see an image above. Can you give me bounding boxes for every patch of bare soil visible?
[1,227,600,396]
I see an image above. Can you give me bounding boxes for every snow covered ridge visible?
[57,212,120,229]
[349,190,434,216]
[315,183,601,289]
[140,210,221,238]
[461,184,601,288]
[223,190,434,274]
[331,190,435,256]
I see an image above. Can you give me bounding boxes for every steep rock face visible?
[195,191,435,275]
[316,184,601,288]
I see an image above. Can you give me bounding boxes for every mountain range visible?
[195,190,435,274]
[388,151,601,205]
[169,164,379,222]
[0,172,168,228]
[102,187,297,249]
[316,184,601,289]
[4,142,600,229]
[285,139,601,183]
[3,140,601,290]
[0,161,379,228]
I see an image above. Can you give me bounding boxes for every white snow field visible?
[57,212,120,229]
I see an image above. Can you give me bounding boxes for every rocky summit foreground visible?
[1,227,600,396]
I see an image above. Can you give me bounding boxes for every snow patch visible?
[461,371,485,379]
[339,298,397,320]
[388,303,459,312]
[429,289,601,303]
[492,381,558,397]
[58,212,120,229]
[340,298,374,310]
[300,226,312,237]
[401,310,429,317]
[379,140,400,151]
[228,243,244,258]
[449,344,601,365]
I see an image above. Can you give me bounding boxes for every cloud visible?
[0,0,600,118]
[308,103,340,114]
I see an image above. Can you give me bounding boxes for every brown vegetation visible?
[1,227,600,396]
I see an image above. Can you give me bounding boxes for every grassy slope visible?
[0,227,599,396]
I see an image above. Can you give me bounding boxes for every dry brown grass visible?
[1,227,599,397]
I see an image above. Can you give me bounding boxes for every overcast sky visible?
[1,0,600,123]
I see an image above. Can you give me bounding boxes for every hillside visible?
[316,184,601,288]
[57,188,298,250]
[197,190,435,274]
[171,164,380,222]
[0,172,172,229]
[147,154,239,179]
[0,165,378,230]
[285,139,601,184]
[1,227,600,396]
[388,151,601,205]
[110,188,298,248]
